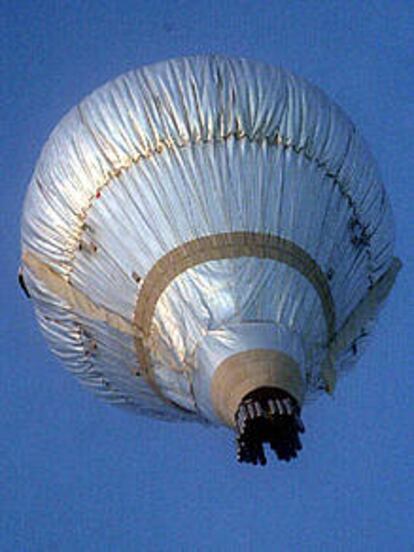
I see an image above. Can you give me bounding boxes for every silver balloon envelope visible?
[20,55,400,464]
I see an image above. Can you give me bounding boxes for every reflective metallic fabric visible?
[21,55,399,423]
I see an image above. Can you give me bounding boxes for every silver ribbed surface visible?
[20,55,399,423]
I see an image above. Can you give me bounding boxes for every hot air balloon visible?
[20,55,400,465]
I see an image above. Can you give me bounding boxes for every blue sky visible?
[1,1,413,550]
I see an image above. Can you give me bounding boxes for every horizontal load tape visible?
[134,232,336,379]
[22,250,135,337]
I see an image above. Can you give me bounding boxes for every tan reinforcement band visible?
[210,348,304,427]
[134,232,335,378]
[22,250,135,337]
